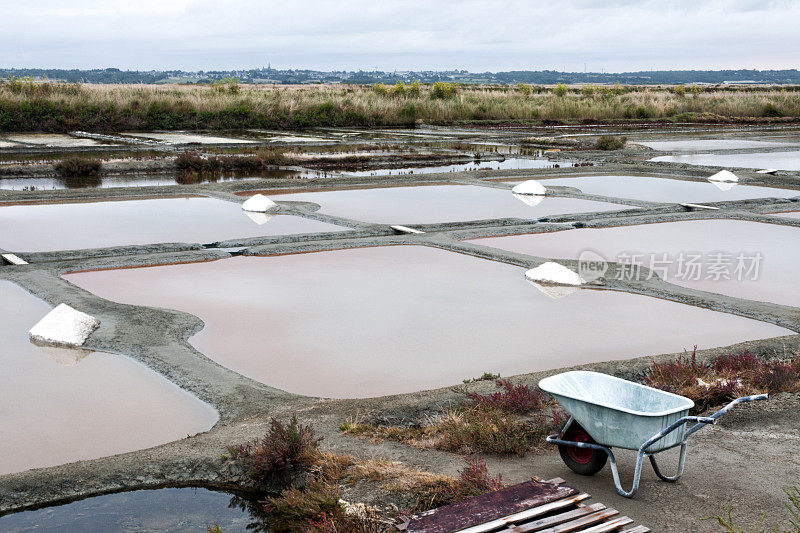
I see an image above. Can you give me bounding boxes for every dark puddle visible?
[0,488,266,533]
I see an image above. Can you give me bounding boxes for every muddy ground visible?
[1,124,800,532]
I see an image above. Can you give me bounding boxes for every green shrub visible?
[371,83,388,96]
[552,83,568,97]
[54,156,102,177]
[407,80,421,97]
[391,82,407,97]
[672,85,686,97]
[763,103,784,117]
[431,81,458,99]
[595,135,627,150]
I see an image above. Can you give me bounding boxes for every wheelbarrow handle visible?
[684,393,768,439]
[709,393,769,420]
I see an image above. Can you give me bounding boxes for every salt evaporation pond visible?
[0,281,217,475]
[267,185,630,224]
[0,169,305,190]
[650,151,800,170]
[516,175,800,203]
[121,132,257,144]
[0,488,252,532]
[0,134,107,148]
[474,220,800,307]
[636,139,796,151]
[346,158,563,176]
[772,211,800,220]
[0,197,345,252]
[65,247,790,398]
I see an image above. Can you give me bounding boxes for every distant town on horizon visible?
[3,67,800,85]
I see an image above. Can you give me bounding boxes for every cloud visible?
[0,0,798,71]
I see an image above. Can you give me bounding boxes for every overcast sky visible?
[1,0,798,72]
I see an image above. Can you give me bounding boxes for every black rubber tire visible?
[557,422,608,476]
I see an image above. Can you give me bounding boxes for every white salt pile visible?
[707,170,739,183]
[29,304,100,347]
[511,180,547,195]
[241,194,277,212]
[525,262,584,286]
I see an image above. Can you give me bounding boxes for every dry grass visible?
[1,80,798,132]
[339,382,563,456]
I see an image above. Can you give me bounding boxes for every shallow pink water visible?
[474,220,800,307]
[511,175,800,204]
[650,151,800,170]
[272,185,631,225]
[0,197,344,252]
[0,281,218,475]
[65,247,790,398]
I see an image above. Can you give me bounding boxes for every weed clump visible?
[465,379,548,414]
[235,416,322,487]
[595,135,627,150]
[441,457,504,503]
[54,156,102,177]
[707,485,800,532]
[763,103,785,117]
[643,349,800,412]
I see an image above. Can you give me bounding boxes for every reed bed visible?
[0,80,798,132]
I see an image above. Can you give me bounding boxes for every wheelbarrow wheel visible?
[558,423,608,476]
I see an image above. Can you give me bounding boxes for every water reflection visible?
[0,169,305,191]
[0,488,264,533]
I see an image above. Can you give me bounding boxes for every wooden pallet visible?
[399,478,649,533]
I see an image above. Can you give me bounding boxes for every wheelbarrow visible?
[539,370,768,497]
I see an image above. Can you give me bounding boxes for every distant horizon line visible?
[2,66,799,74]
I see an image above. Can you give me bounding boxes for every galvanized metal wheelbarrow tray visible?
[539,370,768,497]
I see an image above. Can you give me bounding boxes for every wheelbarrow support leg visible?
[649,443,688,482]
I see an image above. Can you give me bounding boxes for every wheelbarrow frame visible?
[546,392,768,497]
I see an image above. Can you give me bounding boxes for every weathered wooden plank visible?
[391,225,425,234]
[506,503,606,532]
[537,508,619,533]
[619,526,650,533]
[579,516,634,532]
[1,253,28,265]
[450,494,590,533]
[408,481,577,533]
[681,202,720,211]
[544,478,566,485]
